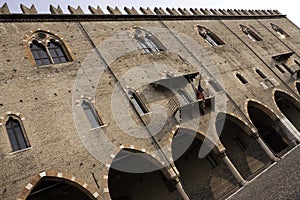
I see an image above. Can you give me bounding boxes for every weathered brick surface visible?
[0,11,299,200]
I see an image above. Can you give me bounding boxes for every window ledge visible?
[9,147,32,155]
[140,112,152,116]
[89,124,108,131]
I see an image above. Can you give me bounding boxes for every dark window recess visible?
[6,117,30,152]
[270,23,290,39]
[178,89,193,104]
[198,26,225,46]
[275,64,285,73]
[206,153,219,168]
[234,137,248,151]
[236,73,248,84]
[255,69,267,79]
[239,24,263,42]
[134,28,166,53]
[128,90,149,114]
[29,32,71,66]
[281,63,294,74]
[48,41,67,64]
[208,80,223,92]
[82,100,103,128]
[294,60,300,68]
[30,41,51,66]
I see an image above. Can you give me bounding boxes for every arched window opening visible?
[82,100,103,128]
[270,23,290,39]
[297,82,300,95]
[5,116,30,152]
[197,26,225,46]
[30,40,51,66]
[48,40,68,64]
[28,31,71,66]
[208,79,223,92]
[134,28,166,53]
[255,69,267,79]
[128,89,149,115]
[236,73,248,84]
[239,25,263,42]
[275,64,285,73]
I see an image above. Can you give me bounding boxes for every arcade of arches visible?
[26,177,95,200]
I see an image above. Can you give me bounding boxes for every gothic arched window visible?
[28,31,72,66]
[128,89,149,115]
[270,23,290,39]
[5,116,30,152]
[239,25,263,42]
[82,100,104,128]
[134,28,166,53]
[197,25,225,46]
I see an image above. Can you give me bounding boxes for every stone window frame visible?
[239,24,263,42]
[270,23,290,39]
[196,25,225,47]
[1,113,31,153]
[254,68,267,79]
[23,30,74,67]
[81,98,105,129]
[132,27,166,54]
[235,72,249,85]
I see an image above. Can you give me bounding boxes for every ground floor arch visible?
[26,177,94,200]
[216,113,270,180]
[172,129,239,200]
[108,148,182,200]
[248,101,291,154]
[274,90,300,131]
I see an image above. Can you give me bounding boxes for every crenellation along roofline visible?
[0,2,284,19]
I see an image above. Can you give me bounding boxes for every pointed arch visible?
[239,24,263,42]
[216,112,270,180]
[247,101,291,154]
[270,23,290,39]
[171,128,239,199]
[17,170,98,200]
[5,115,30,152]
[236,72,248,84]
[197,25,225,46]
[133,27,166,53]
[274,90,300,131]
[25,30,73,66]
[108,148,180,200]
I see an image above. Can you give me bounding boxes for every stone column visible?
[221,151,247,186]
[254,134,280,162]
[172,176,190,200]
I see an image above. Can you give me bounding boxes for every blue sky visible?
[1,0,299,26]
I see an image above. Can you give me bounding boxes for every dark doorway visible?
[172,129,238,200]
[248,102,290,154]
[26,177,94,200]
[275,91,300,131]
[108,149,181,200]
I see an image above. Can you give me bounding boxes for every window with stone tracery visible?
[239,24,263,42]
[28,31,72,66]
[197,25,225,46]
[133,28,166,53]
[270,23,290,39]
